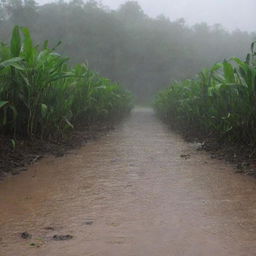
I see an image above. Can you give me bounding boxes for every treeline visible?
[0,0,255,102]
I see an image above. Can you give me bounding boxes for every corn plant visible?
[154,42,256,145]
[0,26,133,139]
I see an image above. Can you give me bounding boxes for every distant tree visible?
[2,0,37,25]
[0,0,254,103]
[118,1,145,21]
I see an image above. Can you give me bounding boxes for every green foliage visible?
[0,26,133,139]
[154,42,256,145]
[0,0,254,103]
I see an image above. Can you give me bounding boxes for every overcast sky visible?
[40,0,256,32]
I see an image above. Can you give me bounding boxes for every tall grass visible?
[154,42,256,145]
[0,26,133,139]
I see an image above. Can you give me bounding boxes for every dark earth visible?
[0,124,115,180]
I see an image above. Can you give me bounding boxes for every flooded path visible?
[1,108,256,256]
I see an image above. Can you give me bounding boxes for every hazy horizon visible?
[37,0,255,32]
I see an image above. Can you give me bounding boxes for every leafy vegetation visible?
[154,42,256,145]
[0,26,133,140]
[0,0,255,103]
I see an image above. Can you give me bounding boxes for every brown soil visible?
[0,124,114,180]
[1,108,256,255]
[165,122,256,176]
[198,139,256,176]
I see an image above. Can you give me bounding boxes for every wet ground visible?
[1,108,256,256]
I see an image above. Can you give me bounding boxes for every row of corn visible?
[0,26,133,139]
[154,42,256,145]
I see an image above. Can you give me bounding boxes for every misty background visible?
[0,0,255,102]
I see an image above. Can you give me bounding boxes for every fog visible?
[38,0,256,32]
[0,0,255,102]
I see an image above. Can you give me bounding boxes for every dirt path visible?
[1,108,256,256]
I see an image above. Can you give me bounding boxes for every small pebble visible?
[21,232,32,239]
[44,226,55,231]
[180,154,191,160]
[85,221,94,225]
[53,235,73,241]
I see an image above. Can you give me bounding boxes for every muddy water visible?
[1,108,256,256]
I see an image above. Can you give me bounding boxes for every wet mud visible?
[0,108,256,256]
[0,124,112,179]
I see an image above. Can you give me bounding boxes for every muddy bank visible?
[161,121,256,176]
[198,138,256,176]
[0,123,114,180]
[1,108,256,255]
